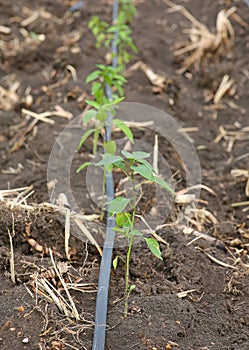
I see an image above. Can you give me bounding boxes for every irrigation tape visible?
[92,1,119,349]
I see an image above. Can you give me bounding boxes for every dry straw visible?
[163,0,240,73]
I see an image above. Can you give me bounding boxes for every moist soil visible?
[1,1,249,349]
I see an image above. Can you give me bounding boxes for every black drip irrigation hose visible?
[92,1,119,349]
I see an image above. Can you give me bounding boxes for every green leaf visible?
[76,162,92,173]
[83,110,97,124]
[121,150,133,159]
[102,97,125,109]
[109,197,130,214]
[132,151,150,160]
[106,164,114,172]
[107,26,117,33]
[137,158,153,169]
[113,226,126,234]
[130,229,143,237]
[77,128,95,150]
[154,176,175,194]
[91,82,102,96]
[129,41,138,53]
[113,160,126,171]
[96,64,106,70]
[85,99,100,109]
[116,212,131,227]
[96,110,107,123]
[113,75,127,83]
[85,70,101,84]
[130,163,154,181]
[105,141,116,155]
[123,51,132,64]
[121,150,151,161]
[113,256,119,270]
[115,84,124,97]
[144,238,162,260]
[95,154,123,167]
[112,119,134,143]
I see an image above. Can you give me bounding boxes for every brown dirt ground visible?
[1,0,249,349]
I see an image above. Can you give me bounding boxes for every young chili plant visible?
[88,0,137,68]
[78,0,137,156]
[94,150,175,317]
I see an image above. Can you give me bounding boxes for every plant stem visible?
[131,170,136,218]
[124,170,137,317]
[124,234,132,317]
[100,169,107,221]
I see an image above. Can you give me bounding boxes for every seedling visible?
[86,64,127,105]
[94,150,175,316]
[79,1,137,155]
[76,97,131,157]
[88,1,138,68]
[119,0,137,24]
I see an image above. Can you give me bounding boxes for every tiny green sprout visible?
[129,284,136,292]
[29,32,45,42]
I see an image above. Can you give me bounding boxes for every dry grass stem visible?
[231,169,249,197]
[66,64,78,82]
[205,252,238,270]
[231,201,249,207]
[21,11,39,27]
[9,118,38,153]
[0,189,102,257]
[178,127,199,133]
[58,193,71,260]
[0,82,20,110]
[21,107,73,124]
[29,255,96,322]
[179,225,220,243]
[49,249,80,320]
[112,120,154,132]
[177,184,217,197]
[188,208,218,225]
[0,186,31,198]
[74,218,102,256]
[214,125,249,152]
[127,60,167,89]
[163,0,236,72]
[32,270,73,315]
[230,12,248,28]
[213,75,235,104]
[66,283,97,293]
[135,214,168,245]
[177,289,196,298]
[175,194,196,205]
[7,228,15,283]
[65,209,71,260]
[0,25,11,34]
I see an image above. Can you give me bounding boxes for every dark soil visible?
[1,0,249,349]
